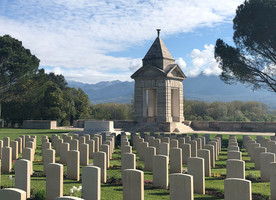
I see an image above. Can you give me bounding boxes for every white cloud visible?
[0,0,243,83]
[262,64,276,76]
[185,44,222,77]
[176,58,187,70]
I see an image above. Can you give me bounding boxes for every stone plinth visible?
[84,120,114,132]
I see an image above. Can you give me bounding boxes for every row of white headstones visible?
[0,132,274,200]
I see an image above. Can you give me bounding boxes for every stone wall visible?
[191,121,276,132]
[23,120,57,129]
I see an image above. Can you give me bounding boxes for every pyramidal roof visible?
[143,34,174,60]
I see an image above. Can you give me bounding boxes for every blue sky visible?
[0,0,244,83]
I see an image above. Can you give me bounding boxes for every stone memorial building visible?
[131,30,190,132]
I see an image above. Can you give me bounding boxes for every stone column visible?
[20,135,25,149]
[170,148,182,173]
[15,138,22,154]
[188,140,197,157]
[99,144,110,168]
[15,159,30,198]
[93,137,99,152]
[79,136,86,145]
[198,149,211,177]
[226,159,245,179]
[67,150,80,181]
[2,147,12,173]
[271,173,276,200]
[0,140,3,159]
[162,137,170,144]
[170,139,178,149]
[159,142,169,156]
[153,139,161,154]
[260,152,275,181]
[46,163,63,200]
[188,157,205,194]
[121,153,136,171]
[227,150,242,160]
[93,152,106,183]
[26,141,35,158]
[60,143,70,164]
[224,178,251,200]
[3,137,10,147]
[180,143,191,165]
[144,147,156,171]
[87,140,95,159]
[84,134,90,142]
[254,147,267,170]
[139,142,148,161]
[80,143,89,166]
[170,173,193,200]
[203,144,215,168]
[104,140,113,159]
[0,188,26,200]
[11,141,18,160]
[178,138,185,146]
[82,166,101,200]
[70,139,79,151]
[56,138,63,156]
[43,149,55,172]
[153,155,168,189]
[123,169,144,200]
[195,138,202,149]
[209,141,218,160]
[22,148,33,175]
[121,145,132,155]
[184,136,191,143]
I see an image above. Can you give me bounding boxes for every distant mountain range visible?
[67,74,276,109]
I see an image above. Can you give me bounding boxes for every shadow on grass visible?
[147,191,169,196]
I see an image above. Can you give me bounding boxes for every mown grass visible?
[0,128,271,199]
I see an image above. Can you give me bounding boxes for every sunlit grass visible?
[0,128,271,199]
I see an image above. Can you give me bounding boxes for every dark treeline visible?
[86,100,276,123]
[90,103,134,121]
[184,100,276,122]
[2,72,91,126]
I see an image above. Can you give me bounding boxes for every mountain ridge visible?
[67,74,276,109]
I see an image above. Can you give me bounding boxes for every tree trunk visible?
[0,103,3,127]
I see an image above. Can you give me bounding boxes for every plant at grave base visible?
[30,189,45,200]
[12,160,15,168]
[212,173,222,178]
[144,180,154,189]
[9,175,14,186]
[136,166,144,170]
[106,174,122,186]
[70,186,82,196]
[245,173,259,182]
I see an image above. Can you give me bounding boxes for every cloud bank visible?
[0,0,243,83]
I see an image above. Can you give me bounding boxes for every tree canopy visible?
[214,0,276,93]
[0,35,40,102]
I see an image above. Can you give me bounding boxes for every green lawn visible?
[0,128,271,199]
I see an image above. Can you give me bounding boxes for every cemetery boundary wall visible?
[191,121,276,133]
